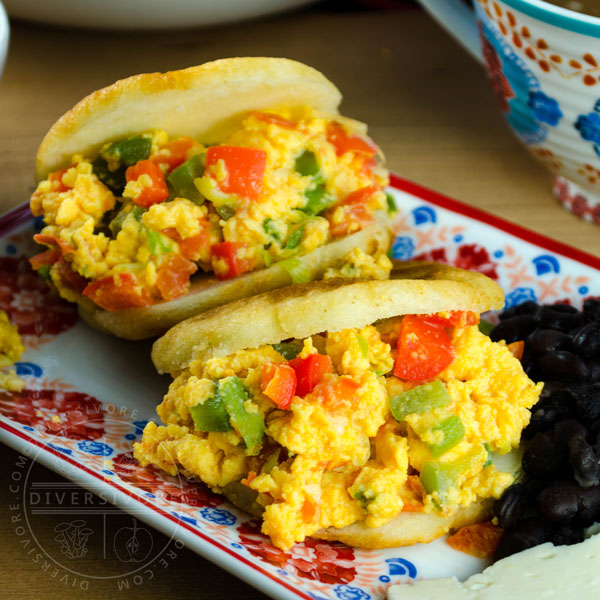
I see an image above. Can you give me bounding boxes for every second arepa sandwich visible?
[134,262,542,551]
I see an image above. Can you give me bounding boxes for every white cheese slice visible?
[388,534,600,600]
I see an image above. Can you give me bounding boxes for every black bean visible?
[572,323,600,360]
[536,481,600,523]
[494,483,527,529]
[538,352,590,382]
[522,430,568,479]
[569,435,599,488]
[527,329,571,355]
[499,300,539,321]
[551,303,580,314]
[589,360,600,383]
[573,383,600,424]
[494,517,551,561]
[549,524,584,546]
[583,299,600,323]
[533,306,584,333]
[490,315,536,344]
[524,396,573,439]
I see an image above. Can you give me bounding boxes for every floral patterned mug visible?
[418,0,600,226]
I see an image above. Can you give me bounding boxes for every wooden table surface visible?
[1,2,599,599]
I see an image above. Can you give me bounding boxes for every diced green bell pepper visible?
[167,153,205,204]
[37,265,51,280]
[427,415,465,458]
[261,449,280,474]
[190,390,232,433]
[272,341,302,360]
[355,333,369,359]
[215,204,236,220]
[478,320,495,336]
[483,442,492,468]
[286,224,305,250]
[389,380,451,422]
[302,184,335,216]
[263,218,281,242]
[279,258,311,284]
[386,193,397,215]
[420,447,484,499]
[353,486,376,509]
[218,376,264,454]
[295,150,320,177]
[92,157,126,193]
[103,135,152,166]
[146,228,170,255]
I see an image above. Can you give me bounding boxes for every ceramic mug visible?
[418,0,600,226]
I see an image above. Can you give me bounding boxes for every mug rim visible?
[499,0,600,36]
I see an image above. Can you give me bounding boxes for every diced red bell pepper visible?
[156,253,198,301]
[507,340,525,361]
[33,233,75,256]
[261,362,297,410]
[288,354,333,397]
[48,168,70,193]
[211,241,254,280]
[254,112,297,129]
[162,226,212,261]
[56,258,88,293]
[151,137,196,171]
[29,249,60,270]
[326,122,378,157]
[82,273,152,311]
[424,310,480,328]
[393,315,456,381]
[205,146,266,201]
[125,159,169,207]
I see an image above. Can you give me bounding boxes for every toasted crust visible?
[152,262,504,374]
[314,500,492,549]
[77,217,391,340]
[36,57,341,180]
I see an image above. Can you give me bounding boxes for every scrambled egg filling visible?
[30,108,390,311]
[134,316,542,550]
[0,310,25,391]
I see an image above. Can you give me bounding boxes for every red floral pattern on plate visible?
[413,243,499,280]
[237,520,357,585]
[112,451,223,509]
[0,256,77,336]
[0,389,105,440]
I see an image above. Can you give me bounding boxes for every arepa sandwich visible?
[28,57,392,340]
[134,262,542,550]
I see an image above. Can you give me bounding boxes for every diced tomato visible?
[424,310,480,328]
[254,112,297,129]
[507,340,525,361]
[156,253,198,301]
[326,122,378,157]
[301,496,319,523]
[447,521,504,558]
[56,258,88,293]
[329,204,375,237]
[151,137,196,171]
[162,226,212,262]
[48,168,70,193]
[342,185,380,206]
[288,354,333,397]
[261,362,297,410]
[310,376,361,411]
[211,241,254,280]
[241,471,257,487]
[125,159,169,207]
[401,503,425,512]
[393,315,456,381]
[205,146,266,201]
[29,249,60,270]
[82,273,152,311]
[33,233,75,256]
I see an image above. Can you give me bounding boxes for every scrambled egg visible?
[0,310,25,391]
[134,316,542,550]
[30,108,390,311]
